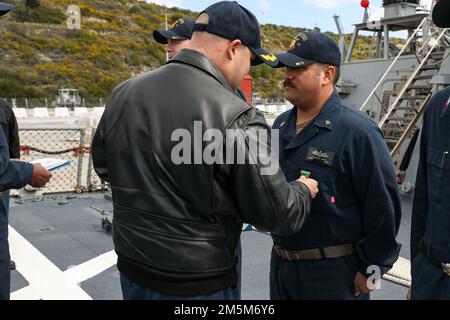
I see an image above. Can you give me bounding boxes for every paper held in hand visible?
[30,158,71,172]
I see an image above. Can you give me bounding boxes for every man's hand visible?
[396,171,406,185]
[29,163,52,188]
[354,272,373,297]
[298,175,318,199]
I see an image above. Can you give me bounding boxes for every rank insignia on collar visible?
[325,120,332,126]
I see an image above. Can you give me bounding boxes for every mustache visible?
[283,80,296,88]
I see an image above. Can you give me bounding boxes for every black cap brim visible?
[432,0,450,28]
[0,2,13,16]
[153,29,188,44]
[274,52,315,68]
[250,47,279,67]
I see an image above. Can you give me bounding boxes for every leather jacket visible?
[92,49,311,293]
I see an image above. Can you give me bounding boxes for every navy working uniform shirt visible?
[272,90,402,275]
[0,99,20,159]
[411,86,450,262]
[0,129,33,300]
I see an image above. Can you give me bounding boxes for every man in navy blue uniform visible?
[269,31,402,300]
[409,0,450,300]
[0,2,53,300]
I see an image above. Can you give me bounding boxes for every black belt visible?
[419,240,450,277]
[273,243,354,261]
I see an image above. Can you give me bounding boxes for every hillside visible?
[0,0,405,101]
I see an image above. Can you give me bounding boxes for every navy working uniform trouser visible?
[270,250,369,300]
[235,240,242,299]
[0,192,10,300]
[411,254,450,299]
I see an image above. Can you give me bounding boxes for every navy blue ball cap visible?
[192,1,278,67]
[432,0,450,28]
[0,2,13,16]
[276,31,341,68]
[153,17,194,44]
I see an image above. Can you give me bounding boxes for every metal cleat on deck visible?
[17,187,44,203]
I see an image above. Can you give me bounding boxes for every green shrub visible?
[129,5,142,15]
[13,5,65,24]
[0,78,43,98]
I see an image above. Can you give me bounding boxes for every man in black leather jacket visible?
[92,1,317,300]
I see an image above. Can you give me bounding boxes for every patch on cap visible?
[289,33,309,51]
[170,18,185,30]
